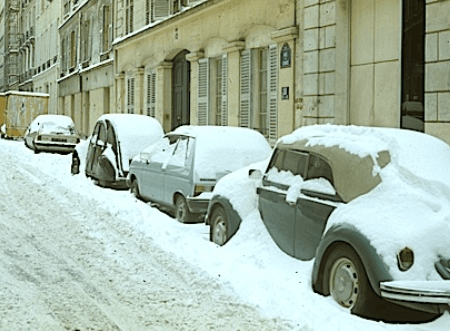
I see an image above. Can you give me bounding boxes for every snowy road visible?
[0,139,449,331]
[0,141,289,330]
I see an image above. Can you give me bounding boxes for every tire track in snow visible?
[0,142,293,330]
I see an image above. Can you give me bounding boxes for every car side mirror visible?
[249,169,262,180]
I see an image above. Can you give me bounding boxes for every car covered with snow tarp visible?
[127,125,272,223]
[82,114,164,189]
[206,124,450,322]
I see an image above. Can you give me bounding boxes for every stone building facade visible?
[2,0,450,145]
[32,0,61,114]
[58,0,114,136]
[113,0,297,144]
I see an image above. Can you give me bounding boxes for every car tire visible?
[175,195,192,223]
[323,244,379,318]
[322,244,440,322]
[130,180,141,199]
[209,206,229,246]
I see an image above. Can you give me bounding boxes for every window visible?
[125,0,134,34]
[305,154,333,186]
[127,77,135,114]
[240,45,278,143]
[81,19,91,63]
[69,31,76,70]
[101,6,111,53]
[268,149,308,178]
[146,70,156,117]
[197,54,228,126]
[152,0,169,22]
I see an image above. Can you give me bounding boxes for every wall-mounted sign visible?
[280,43,291,68]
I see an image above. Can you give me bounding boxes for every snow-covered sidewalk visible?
[0,139,448,330]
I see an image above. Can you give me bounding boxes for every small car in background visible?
[83,114,164,189]
[206,124,450,322]
[24,114,80,154]
[127,125,272,223]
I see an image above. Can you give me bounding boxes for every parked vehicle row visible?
[26,112,450,323]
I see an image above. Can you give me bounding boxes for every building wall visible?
[114,0,297,142]
[425,0,450,144]
[58,0,114,136]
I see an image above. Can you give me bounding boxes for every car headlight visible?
[194,185,214,197]
[397,247,414,271]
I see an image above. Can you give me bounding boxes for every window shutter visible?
[197,58,209,125]
[146,0,150,25]
[240,49,252,128]
[268,44,278,144]
[147,70,156,117]
[221,53,228,126]
[127,77,135,114]
[152,0,170,22]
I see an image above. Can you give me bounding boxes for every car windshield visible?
[40,122,76,135]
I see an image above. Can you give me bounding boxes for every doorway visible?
[401,1,425,132]
[171,50,190,130]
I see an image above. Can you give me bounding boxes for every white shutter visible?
[221,53,228,126]
[268,44,278,144]
[147,70,156,117]
[240,49,252,128]
[152,0,170,21]
[127,77,135,114]
[197,58,209,125]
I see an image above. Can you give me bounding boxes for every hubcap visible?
[212,217,227,245]
[329,257,359,309]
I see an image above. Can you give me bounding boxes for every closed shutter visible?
[240,49,252,128]
[221,53,228,126]
[268,44,278,144]
[152,0,170,22]
[147,70,156,117]
[197,58,209,125]
[127,77,135,114]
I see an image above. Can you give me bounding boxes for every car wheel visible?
[323,244,378,317]
[210,206,229,246]
[130,180,141,199]
[175,195,191,223]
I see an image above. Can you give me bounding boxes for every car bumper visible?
[186,196,210,214]
[35,141,77,152]
[380,281,450,308]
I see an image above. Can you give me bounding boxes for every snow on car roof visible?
[99,114,164,172]
[281,124,450,186]
[32,114,75,126]
[173,125,272,179]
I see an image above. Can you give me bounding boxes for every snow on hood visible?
[173,125,272,179]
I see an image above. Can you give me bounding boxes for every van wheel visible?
[175,195,192,223]
[130,180,141,199]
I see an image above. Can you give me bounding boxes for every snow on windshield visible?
[30,115,76,135]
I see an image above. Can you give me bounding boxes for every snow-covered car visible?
[24,114,80,154]
[128,125,272,223]
[206,124,450,322]
[83,114,164,189]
